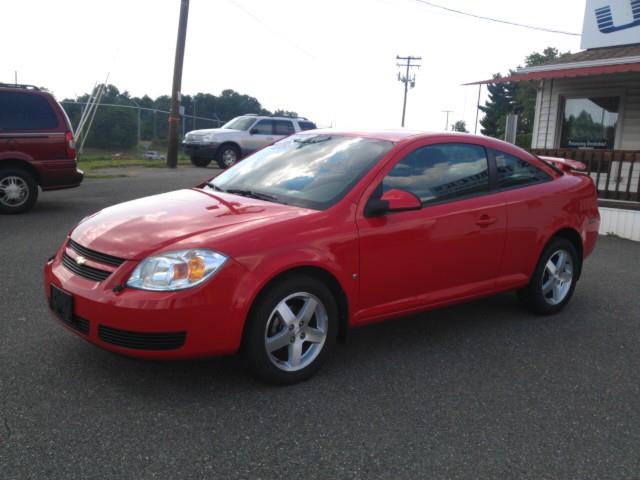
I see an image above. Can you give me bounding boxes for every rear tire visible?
[0,168,38,214]
[517,237,580,315]
[242,275,338,385]
[216,144,240,169]
[190,156,211,168]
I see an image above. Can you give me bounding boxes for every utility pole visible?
[474,84,482,134]
[442,110,453,131]
[167,0,190,168]
[130,98,141,150]
[193,96,197,131]
[396,55,421,127]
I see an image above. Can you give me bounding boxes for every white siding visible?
[599,207,640,241]
[531,72,640,150]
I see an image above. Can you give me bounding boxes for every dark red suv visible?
[0,84,83,213]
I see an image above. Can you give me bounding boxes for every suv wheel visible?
[0,169,38,214]
[216,145,240,169]
[517,237,580,315]
[190,157,211,168]
[243,275,338,384]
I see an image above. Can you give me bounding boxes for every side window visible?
[0,92,59,131]
[274,120,295,135]
[252,120,274,135]
[382,143,489,204]
[298,121,317,131]
[493,150,551,189]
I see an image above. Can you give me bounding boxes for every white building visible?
[471,0,640,241]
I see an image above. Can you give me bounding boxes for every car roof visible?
[300,129,536,154]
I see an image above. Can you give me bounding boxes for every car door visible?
[488,148,555,288]
[245,119,275,154]
[354,142,507,324]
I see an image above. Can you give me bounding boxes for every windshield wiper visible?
[225,188,284,204]
[294,135,331,145]
[205,182,225,192]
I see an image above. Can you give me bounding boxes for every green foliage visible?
[62,85,302,152]
[273,109,299,118]
[451,120,468,132]
[480,48,571,145]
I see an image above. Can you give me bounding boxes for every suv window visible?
[252,119,274,135]
[298,121,317,131]
[274,120,295,135]
[0,92,59,131]
[493,149,551,189]
[383,143,489,204]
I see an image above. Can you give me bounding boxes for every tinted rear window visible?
[298,121,317,131]
[274,120,295,135]
[0,91,59,131]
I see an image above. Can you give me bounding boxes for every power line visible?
[397,55,422,127]
[226,0,316,59]
[412,0,580,36]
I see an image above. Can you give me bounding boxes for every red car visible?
[44,130,600,384]
[0,83,83,213]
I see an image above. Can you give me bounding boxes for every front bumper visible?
[182,142,219,158]
[43,243,249,359]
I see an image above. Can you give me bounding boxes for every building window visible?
[560,97,619,149]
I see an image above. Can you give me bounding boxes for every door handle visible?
[476,215,498,227]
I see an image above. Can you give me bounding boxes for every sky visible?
[2,0,586,132]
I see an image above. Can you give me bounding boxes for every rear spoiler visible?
[538,155,587,173]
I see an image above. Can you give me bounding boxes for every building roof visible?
[466,43,640,85]
[541,43,640,66]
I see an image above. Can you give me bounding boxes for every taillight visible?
[65,131,76,159]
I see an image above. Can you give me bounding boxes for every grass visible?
[78,151,191,178]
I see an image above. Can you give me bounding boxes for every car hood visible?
[70,188,314,260]
[186,128,239,136]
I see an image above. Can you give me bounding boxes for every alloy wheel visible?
[264,292,328,372]
[541,249,574,306]
[221,149,238,167]
[0,176,29,207]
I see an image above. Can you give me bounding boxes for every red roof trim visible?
[465,62,640,85]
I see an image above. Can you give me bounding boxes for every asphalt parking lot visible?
[1,166,639,479]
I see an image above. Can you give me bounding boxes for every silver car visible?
[183,115,317,169]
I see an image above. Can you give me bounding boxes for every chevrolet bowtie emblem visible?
[76,255,87,266]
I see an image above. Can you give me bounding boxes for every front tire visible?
[0,169,38,214]
[190,156,211,168]
[242,275,338,385]
[518,237,580,315]
[216,144,240,169]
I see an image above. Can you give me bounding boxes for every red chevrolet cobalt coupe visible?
[45,131,599,384]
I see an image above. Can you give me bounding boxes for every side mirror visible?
[364,189,422,217]
[249,128,259,135]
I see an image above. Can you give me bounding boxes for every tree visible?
[60,85,308,151]
[480,47,570,147]
[273,110,299,118]
[451,120,468,133]
[479,75,517,139]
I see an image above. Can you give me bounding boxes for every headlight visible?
[126,249,228,291]
[203,134,215,142]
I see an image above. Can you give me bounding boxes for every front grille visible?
[58,314,90,335]
[62,253,111,282]
[98,325,186,351]
[68,239,125,267]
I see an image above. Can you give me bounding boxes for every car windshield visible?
[210,134,394,210]
[222,116,257,131]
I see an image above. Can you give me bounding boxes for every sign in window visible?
[560,97,619,149]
